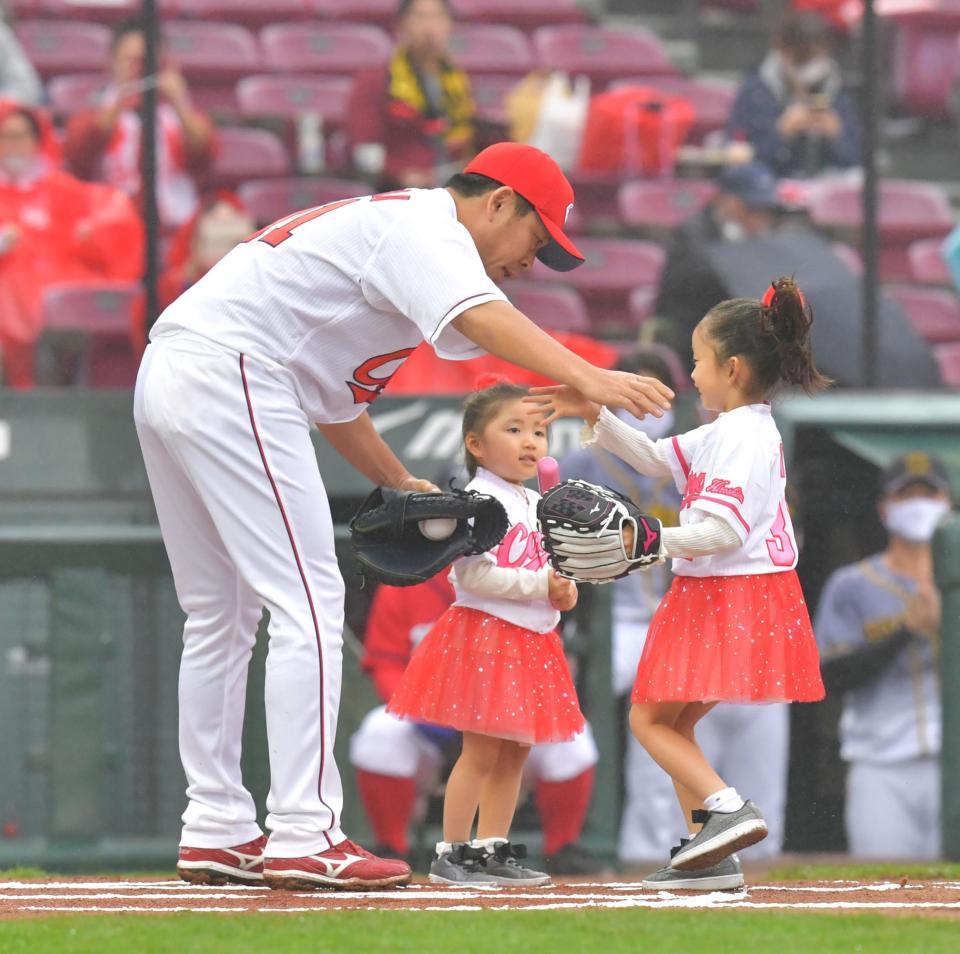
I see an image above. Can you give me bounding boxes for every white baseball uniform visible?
[134,188,507,856]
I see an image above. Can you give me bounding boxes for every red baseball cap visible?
[463,142,584,272]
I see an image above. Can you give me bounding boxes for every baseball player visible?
[815,452,951,859]
[349,573,600,873]
[134,140,674,890]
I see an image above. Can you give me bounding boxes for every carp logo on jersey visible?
[347,348,416,404]
[680,471,706,511]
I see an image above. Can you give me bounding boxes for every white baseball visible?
[419,518,458,541]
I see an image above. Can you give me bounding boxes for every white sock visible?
[472,836,508,853]
[704,787,744,814]
[436,840,460,858]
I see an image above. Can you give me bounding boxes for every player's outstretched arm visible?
[316,412,438,493]
[452,301,674,419]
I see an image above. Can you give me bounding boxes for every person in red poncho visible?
[0,100,144,387]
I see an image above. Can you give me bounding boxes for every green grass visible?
[0,910,957,954]
[766,861,960,881]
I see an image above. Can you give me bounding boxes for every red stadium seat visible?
[469,73,520,125]
[645,76,737,145]
[177,0,315,28]
[164,21,261,82]
[211,127,291,187]
[7,1,45,16]
[908,237,952,285]
[236,75,354,124]
[934,342,960,385]
[447,25,533,76]
[884,285,960,344]
[532,25,676,88]
[807,179,954,281]
[237,177,371,226]
[189,84,240,120]
[15,20,112,78]
[260,22,392,75]
[618,179,717,232]
[46,73,106,114]
[451,0,586,31]
[312,0,396,27]
[501,280,590,333]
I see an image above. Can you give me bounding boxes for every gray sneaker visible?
[480,842,551,887]
[670,802,767,871]
[642,848,744,892]
[429,844,499,885]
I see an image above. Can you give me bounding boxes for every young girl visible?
[388,379,582,886]
[530,277,828,891]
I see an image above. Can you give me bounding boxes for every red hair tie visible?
[473,372,513,391]
[761,282,806,310]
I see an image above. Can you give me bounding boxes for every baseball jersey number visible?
[765,500,797,567]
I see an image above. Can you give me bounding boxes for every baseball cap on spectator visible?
[464,142,584,272]
[882,452,952,497]
[717,161,782,210]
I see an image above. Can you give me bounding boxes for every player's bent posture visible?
[529,277,828,891]
[816,453,951,859]
[133,141,673,891]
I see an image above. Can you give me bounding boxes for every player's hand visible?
[579,367,674,421]
[524,384,600,426]
[905,582,941,638]
[397,475,441,494]
[548,570,578,611]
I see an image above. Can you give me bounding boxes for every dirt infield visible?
[1,878,959,918]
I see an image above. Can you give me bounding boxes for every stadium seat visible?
[41,0,176,23]
[532,25,677,88]
[163,21,261,82]
[47,73,105,114]
[177,0,315,28]
[237,177,371,226]
[628,285,657,329]
[210,127,291,187]
[15,20,112,78]
[501,280,590,333]
[469,73,520,125]
[451,0,586,31]
[189,84,240,120]
[884,285,960,345]
[236,75,354,124]
[645,76,737,145]
[807,179,955,281]
[447,25,534,76]
[312,0,396,27]
[618,179,717,232]
[908,237,952,285]
[934,342,960,386]
[7,1,45,16]
[260,22,392,75]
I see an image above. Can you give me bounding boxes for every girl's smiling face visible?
[465,398,548,484]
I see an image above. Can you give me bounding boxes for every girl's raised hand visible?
[523,385,600,426]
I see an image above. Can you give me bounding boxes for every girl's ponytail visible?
[760,277,831,394]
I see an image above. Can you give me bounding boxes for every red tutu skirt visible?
[387,606,585,744]
[631,571,825,704]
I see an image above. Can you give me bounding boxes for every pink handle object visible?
[537,456,560,493]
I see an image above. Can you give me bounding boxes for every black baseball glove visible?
[537,478,664,583]
[349,486,510,587]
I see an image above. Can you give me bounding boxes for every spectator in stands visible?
[0,100,143,387]
[815,452,952,859]
[653,162,782,371]
[348,0,475,189]
[726,11,861,178]
[63,16,217,237]
[0,4,42,106]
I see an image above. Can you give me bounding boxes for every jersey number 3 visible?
[766,501,797,567]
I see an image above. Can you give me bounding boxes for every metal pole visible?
[861,0,880,387]
[141,0,160,333]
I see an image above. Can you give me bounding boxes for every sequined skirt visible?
[631,571,825,704]
[387,606,585,744]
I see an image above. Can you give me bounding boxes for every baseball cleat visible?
[670,801,768,871]
[642,850,744,892]
[263,839,412,890]
[177,834,267,885]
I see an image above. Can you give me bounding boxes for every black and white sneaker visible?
[642,840,744,891]
[480,842,551,887]
[670,802,767,871]
[429,843,498,885]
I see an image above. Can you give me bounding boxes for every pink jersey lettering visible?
[495,523,550,570]
[705,478,745,504]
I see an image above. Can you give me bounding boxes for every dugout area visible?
[0,389,958,870]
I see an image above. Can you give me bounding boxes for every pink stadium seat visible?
[41,0,161,23]
[236,75,354,124]
[189,84,240,120]
[618,179,717,232]
[908,237,952,285]
[47,73,106,114]
[451,0,586,31]
[469,73,520,125]
[935,342,960,385]
[164,21,261,82]
[15,20,112,78]
[211,127,291,187]
[42,282,136,335]
[884,285,960,344]
[7,1,45,16]
[532,25,676,88]
[831,241,863,274]
[260,22,392,75]
[312,0,396,27]
[177,0,314,27]
[645,76,737,145]
[501,280,590,333]
[448,25,534,76]
[237,177,371,226]
[628,285,657,328]
[807,179,954,281]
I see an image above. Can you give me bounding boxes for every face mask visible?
[614,407,675,441]
[791,56,832,90]
[882,498,951,543]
